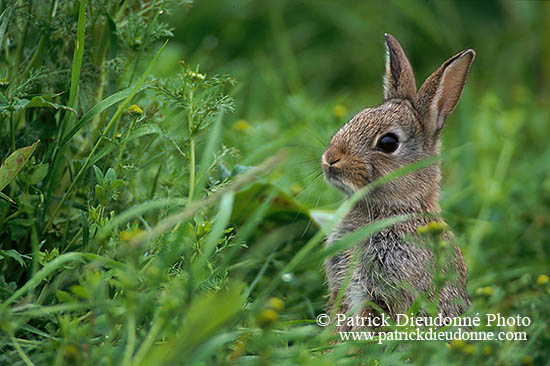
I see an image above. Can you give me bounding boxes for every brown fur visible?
[321,34,475,330]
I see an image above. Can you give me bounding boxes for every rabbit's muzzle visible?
[321,146,369,194]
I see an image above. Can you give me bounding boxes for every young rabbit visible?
[321,34,475,330]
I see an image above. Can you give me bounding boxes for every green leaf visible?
[25,95,76,113]
[105,168,116,182]
[29,163,49,184]
[70,284,90,299]
[95,185,107,205]
[127,123,163,141]
[232,182,311,230]
[0,249,28,267]
[11,97,30,111]
[55,290,76,303]
[0,91,8,108]
[93,165,104,185]
[6,95,76,114]
[0,140,40,192]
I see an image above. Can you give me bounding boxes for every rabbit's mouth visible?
[321,151,370,195]
[321,164,360,195]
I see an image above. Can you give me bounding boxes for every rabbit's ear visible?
[415,49,475,136]
[383,34,417,101]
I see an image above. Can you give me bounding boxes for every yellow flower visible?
[427,221,448,232]
[120,228,144,241]
[450,339,464,349]
[128,104,143,114]
[257,309,279,327]
[233,119,252,132]
[536,274,549,285]
[475,286,494,296]
[521,355,533,366]
[333,104,347,118]
[463,345,475,355]
[417,221,446,234]
[267,297,284,312]
[483,346,492,356]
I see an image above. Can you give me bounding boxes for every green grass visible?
[0,1,548,365]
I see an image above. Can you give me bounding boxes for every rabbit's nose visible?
[321,150,343,169]
[327,157,341,166]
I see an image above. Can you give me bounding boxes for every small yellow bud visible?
[257,309,279,327]
[450,339,465,349]
[128,104,143,114]
[483,345,492,356]
[417,224,429,235]
[267,297,284,312]
[536,274,549,285]
[475,286,493,296]
[427,221,448,233]
[333,104,347,118]
[120,228,144,241]
[64,344,79,359]
[463,345,475,355]
[521,355,533,366]
[233,119,252,132]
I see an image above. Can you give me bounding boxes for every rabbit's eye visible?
[377,133,399,153]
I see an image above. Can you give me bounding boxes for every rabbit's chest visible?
[325,226,432,295]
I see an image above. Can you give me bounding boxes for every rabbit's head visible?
[322,34,475,211]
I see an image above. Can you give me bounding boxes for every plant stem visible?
[10,335,35,366]
[188,137,195,201]
[116,115,139,170]
[187,89,195,201]
[11,3,29,81]
[122,310,136,366]
[9,110,15,152]
[133,316,164,365]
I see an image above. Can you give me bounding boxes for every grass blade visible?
[59,0,86,139]
[0,6,13,49]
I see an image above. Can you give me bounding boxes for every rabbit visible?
[321,34,475,331]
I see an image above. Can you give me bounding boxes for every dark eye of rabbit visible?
[377,133,399,153]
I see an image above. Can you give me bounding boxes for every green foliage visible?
[0,1,548,366]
